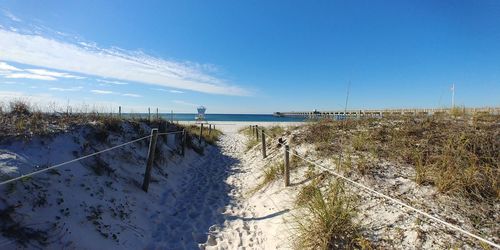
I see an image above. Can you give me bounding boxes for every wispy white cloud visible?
[26,69,85,79]
[5,73,57,81]
[96,79,128,85]
[91,89,115,95]
[152,88,185,94]
[0,61,21,71]
[91,89,141,97]
[122,93,142,98]
[2,9,21,22]
[49,86,83,92]
[0,28,250,96]
[0,61,86,81]
[172,100,198,107]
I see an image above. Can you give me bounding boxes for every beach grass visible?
[181,124,223,145]
[292,180,364,249]
[296,113,500,201]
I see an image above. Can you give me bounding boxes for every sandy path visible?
[202,129,293,250]
[147,127,292,249]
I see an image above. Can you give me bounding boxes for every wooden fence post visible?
[142,128,158,192]
[255,125,259,140]
[209,124,212,135]
[261,128,266,158]
[148,107,151,122]
[199,123,204,144]
[156,108,159,120]
[119,106,121,118]
[284,145,290,187]
[181,129,186,157]
[249,125,252,135]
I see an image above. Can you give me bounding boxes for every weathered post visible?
[148,107,151,122]
[181,129,186,157]
[199,123,204,144]
[284,145,290,187]
[156,108,159,120]
[209,124,212,135]
[255,125,259,140]
[261,128,266,158]
[118,106,122,118]
[142,128,159,192]
[249,125,252,135]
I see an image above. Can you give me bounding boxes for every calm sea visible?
[127,113,306,122]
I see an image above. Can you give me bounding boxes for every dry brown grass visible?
[240,126,260,151]
[0,101,186,144]
[250,162,284,192]
[292,180,363,249]
[180,124,223,146]
[297,113,499,201]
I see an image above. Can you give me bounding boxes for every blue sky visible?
[0,0,499,113]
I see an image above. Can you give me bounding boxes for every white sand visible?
[199,122,300,249]
[2,121,491,249]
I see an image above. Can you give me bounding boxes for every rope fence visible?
[0,123,216,190]
[249,125,499,249]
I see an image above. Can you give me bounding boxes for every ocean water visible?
[127,113,306,122]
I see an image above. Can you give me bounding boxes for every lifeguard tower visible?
[195,106,206,122]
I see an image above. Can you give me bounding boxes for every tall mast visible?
[451,83,455,108]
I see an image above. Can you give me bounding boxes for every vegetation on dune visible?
[266,125,286,138]
[293,180,366,250]
[0,100,185,141]
[251,162,284,192]
[240,125,286,151]
[180,124,223,146]
[239,126,260,151]
[296,113,499,201]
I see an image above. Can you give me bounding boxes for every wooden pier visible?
[274,107,500,119]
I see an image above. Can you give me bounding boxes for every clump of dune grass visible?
[267,125,285,137]
[246,138,259,151]
[293,180,364,249]
[295,177,322,207]
[239,126,260,151]
[251,162,285,192]
[180,124,223,145]
[9,101,31,116]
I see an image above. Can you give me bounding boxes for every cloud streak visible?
[90,89,142,98]
[0,29,249,96]
[152,88,185,94]
[122,93,142,98]
[49,86,83,91]
[91,89,115,95]
[5,73,57,80]
[0,61,85,81]
[1,10,21,22]
[96,79,128,85]
[0,62,21,71]
[172,100,198,107]
[27,69,85,79]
